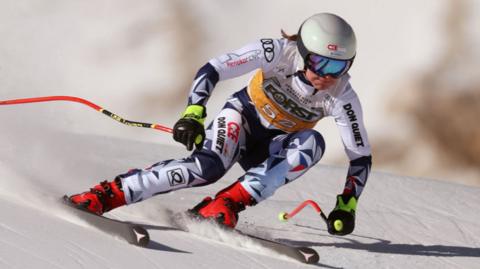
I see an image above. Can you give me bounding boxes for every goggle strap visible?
[296,26,310,62]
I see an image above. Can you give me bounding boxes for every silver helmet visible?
[297,13,356,61]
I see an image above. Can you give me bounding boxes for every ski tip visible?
[132,226,150,247]
[298,247,319,264]
[62,195,150,247]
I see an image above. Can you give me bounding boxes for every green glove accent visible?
[334,195,357,213]
[182,105,206,124]
[173,105,207,151]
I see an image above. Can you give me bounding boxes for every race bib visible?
[247,70,319,132]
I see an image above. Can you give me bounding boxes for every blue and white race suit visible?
[120,38,372,204]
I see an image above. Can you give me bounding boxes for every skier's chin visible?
[312,82,331,91]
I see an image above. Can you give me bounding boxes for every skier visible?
[69,13,372,236]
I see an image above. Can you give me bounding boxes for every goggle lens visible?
[306,54,351,78]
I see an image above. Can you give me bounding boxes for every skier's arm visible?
[326,88,372,235]
[332,89,372,199]
[187,38,282,106]
[175,39,282,150]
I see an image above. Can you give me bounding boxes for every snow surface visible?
[0,107,479,269]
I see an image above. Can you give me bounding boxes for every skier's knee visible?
[290,129,325,161]
[190,150,227,184]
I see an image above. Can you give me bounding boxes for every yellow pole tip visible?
[278,212,289,222]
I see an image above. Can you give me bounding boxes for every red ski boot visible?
[69,178,126,215]
[189,181,256,228]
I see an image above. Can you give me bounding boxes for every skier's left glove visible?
[173,105,206,151]
[327,194,357,236]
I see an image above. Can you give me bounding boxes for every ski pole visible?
[278,200,328,224]
[0,96,173,133]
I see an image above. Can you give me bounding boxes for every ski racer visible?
[69,13,372,236]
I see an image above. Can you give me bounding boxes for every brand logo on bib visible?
[264,83,318,121]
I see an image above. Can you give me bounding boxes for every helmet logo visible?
[327,44,338,51]
[327,44,347,56]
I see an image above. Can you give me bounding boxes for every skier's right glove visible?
[173,105,206,151]
[327,194,357,236]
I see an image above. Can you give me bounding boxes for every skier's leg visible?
[118,152,225,204]
[192,129,325,228]
[239,129,325,202]
[69,107,245,214]
[120,107,246,203]
[68,151,229,214]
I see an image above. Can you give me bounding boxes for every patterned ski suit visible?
[120,38,372,205]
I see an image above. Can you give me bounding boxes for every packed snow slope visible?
[0,106,479,269]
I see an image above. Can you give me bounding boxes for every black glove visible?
[327,194,357,236]
[173,105,206,151]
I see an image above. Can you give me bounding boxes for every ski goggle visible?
[306,54,353,78]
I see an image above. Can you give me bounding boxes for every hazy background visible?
[1,0,479,186]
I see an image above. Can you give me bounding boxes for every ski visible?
[61,197,318,263]
[170,212,319,264]
[236,230,319,264]
[61,195,150,247]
